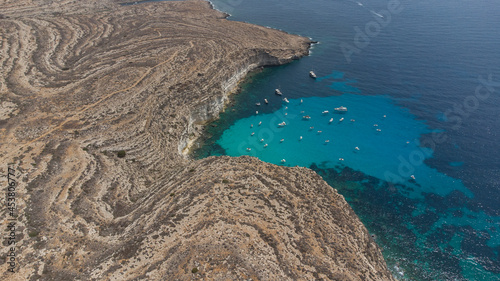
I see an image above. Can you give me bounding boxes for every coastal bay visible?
[0,0,395,279]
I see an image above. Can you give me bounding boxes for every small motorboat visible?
[309,126,314,130]
[280,139,284,142]
[251,132,255,136]
[329,118,334,123]
[275,89,282,96]
[410,175,416,180]
[258,121,262,126]
[309,71,317,79]
[325,140,330,143]
[246,148,251,151]
[374,124,378,127]
[339,117,344,122]
[264,99,269,104]
[339,158,344,161]
[302,115,311,120]
[256,102,261,106]
[281,159,286,163]
[256,111,259,115]
[299,136,303,140]
[260,139,264,142]
[322,110,329,114]
[354,146,360,151]
[283,98,289,103]
[317,131,322,134]
[250,124,253,128]
[264,143,268,147]
[350,119,355,122]
[376,129,382,132]
[334,106,348,113]
[278,121,286,127]
[300,99,303,103]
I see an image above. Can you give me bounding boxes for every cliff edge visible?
[0,0,396,280]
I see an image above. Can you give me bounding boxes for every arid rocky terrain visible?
[0,0,396,280]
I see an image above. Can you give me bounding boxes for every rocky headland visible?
[0,0,396,280]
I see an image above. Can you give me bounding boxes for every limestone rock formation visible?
[0,0,396,280]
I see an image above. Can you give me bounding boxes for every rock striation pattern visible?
[0,0,396,280]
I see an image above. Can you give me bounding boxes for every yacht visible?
[334,106,348,113]
[309,71,317,78]
[275,89,282,96]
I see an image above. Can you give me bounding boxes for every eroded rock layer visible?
[0,0,395,280]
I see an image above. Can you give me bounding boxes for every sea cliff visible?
[0,0,395,280]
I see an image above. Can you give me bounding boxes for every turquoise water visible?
[219,91,471,199]
[189,0,500,279]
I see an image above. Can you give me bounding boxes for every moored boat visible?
[334,106,348,113]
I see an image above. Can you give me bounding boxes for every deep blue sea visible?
[189,0,500,279]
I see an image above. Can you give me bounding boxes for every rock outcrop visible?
[0,0,396,280]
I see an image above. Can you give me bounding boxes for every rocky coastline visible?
[0,0,395,280]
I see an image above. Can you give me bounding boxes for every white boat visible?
[317,131,322,134]
[264,144,268,147]
[278,121,286,127]
[376,129,382,132]
[374,124,378,127]
[256,111,259,115]
[300,99,303,103]
[339,117,344,122]
[258,121,262,126]
[260,139,264,142]
[281,159,286,163]
[251,132,255,136]
[246,148,251,151]
[334,106,348,113]
[302,115,311,120]
[325,140,330,143]
[256,102,261,106]
[354,146,360,151]
[275,89,282,96]
[299,136,303,140]
[283,98,289,103]
[264,99,269,104]
[329,118,334,123]
[339,158,344,161]
[410,175,416,180]
[280,139,284,142]
[309,71,317,79]
[322,110,329,114]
